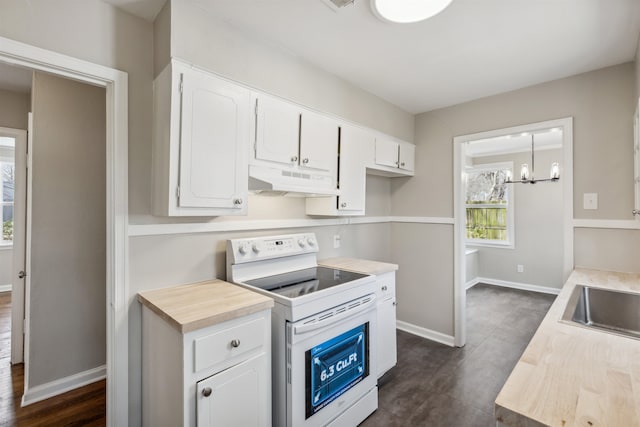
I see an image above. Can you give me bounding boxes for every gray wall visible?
[392,63,638,339]
[0,88,30,288]
[29,72,106,387]
[470,149,564,289]
[0,88,30,129]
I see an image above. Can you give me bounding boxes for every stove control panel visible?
[227,233,319,264]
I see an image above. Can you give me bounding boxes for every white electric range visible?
[226,233,378,427]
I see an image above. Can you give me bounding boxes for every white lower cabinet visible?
[197,353,267,427]
[141,306,271,427]
[375,272,397,378]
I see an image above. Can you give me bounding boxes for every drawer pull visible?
[202,387,212,397]
[230,339,241,348]
[381,285,388,291]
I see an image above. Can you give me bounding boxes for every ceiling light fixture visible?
[504,133,560,184]
[371,0,453,23]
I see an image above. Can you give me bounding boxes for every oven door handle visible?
[293,296,376,335]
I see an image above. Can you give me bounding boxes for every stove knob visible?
[238,243,249,255]
[306,237,316,247]
[298,239,306,248]
[252,242,263,254]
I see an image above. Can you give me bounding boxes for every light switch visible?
[583,193,598,210]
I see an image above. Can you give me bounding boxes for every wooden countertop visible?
[495,268,640,427]
[318,257,398,275]
[137,280,274,333]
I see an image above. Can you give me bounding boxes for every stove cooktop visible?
[244,266,369,299]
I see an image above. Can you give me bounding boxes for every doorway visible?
[452,118,574,347]
[0,126,27,365]
[0,36,128,425]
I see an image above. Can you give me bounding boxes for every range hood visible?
[249,164,340,197]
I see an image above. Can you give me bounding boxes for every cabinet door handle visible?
[233,198,243,205]
[395,161,399,166]
[381,285,388,291]
[202,387,212,397]
[393,301,397,306]
[633,209,640,216]
[400,162,405,167]
[291,155,298,162]
[302,158,309,164]
[230,339,241,348]
[340,202,347,208]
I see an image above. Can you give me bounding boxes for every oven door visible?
[286,294,378,427]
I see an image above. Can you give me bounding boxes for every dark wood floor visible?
[0,292,106,426]
[361,284,556,426]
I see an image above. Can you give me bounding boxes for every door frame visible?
[452,117,573,347]
[0,126,27,364]
[0,37,129,425]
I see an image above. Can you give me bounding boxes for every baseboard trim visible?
[396,320,455,347]
[0,284,11,293]
[465,278,480,290]
[21,364,106,407]
[475,277,561,295]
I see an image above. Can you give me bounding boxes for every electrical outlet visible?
[333,234,341,249]
[583,193,598,210]
[517,264,524,273]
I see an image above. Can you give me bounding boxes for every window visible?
[0,136,15,246]
[465,162,513,247]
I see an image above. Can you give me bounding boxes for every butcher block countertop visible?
[495,268,640,427]
[137,280,274,334]
[318,257,398,275]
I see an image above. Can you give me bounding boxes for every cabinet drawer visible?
[194,317,266,372]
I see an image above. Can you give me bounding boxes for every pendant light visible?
[371,0,453,23]
[504,133,560,184]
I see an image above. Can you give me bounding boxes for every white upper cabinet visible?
[250,93,339,194]
[152,60,250,216]
[300,110,339,173]
[254,93,300,166]
[375,138,400,168]
[370,136,415,176]
[305,125,370,216]
[399,142,415,172]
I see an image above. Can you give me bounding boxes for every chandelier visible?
[504,133,560,184]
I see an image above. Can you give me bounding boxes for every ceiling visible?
[107,0,640,114]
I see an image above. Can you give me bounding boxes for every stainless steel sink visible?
[561,285,640,340]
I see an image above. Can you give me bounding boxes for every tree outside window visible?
[465,162,513,247]
[1,159,15,244]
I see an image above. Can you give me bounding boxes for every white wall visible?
[392,63,637,338]
[29,71,106,388]
[471,149,564,289]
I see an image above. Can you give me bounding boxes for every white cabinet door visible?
[399,142,415,173]
[377,297,397,378]
[178,68,249,209]
[375,138,399,168]
[254,94,300,166]
[300,110,339,172]
[197,353,267,427]
[338,125,369,212]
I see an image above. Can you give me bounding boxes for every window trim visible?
[465,161,514,249]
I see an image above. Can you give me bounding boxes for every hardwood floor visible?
[361,284,556,426]
[0,292,106,426]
